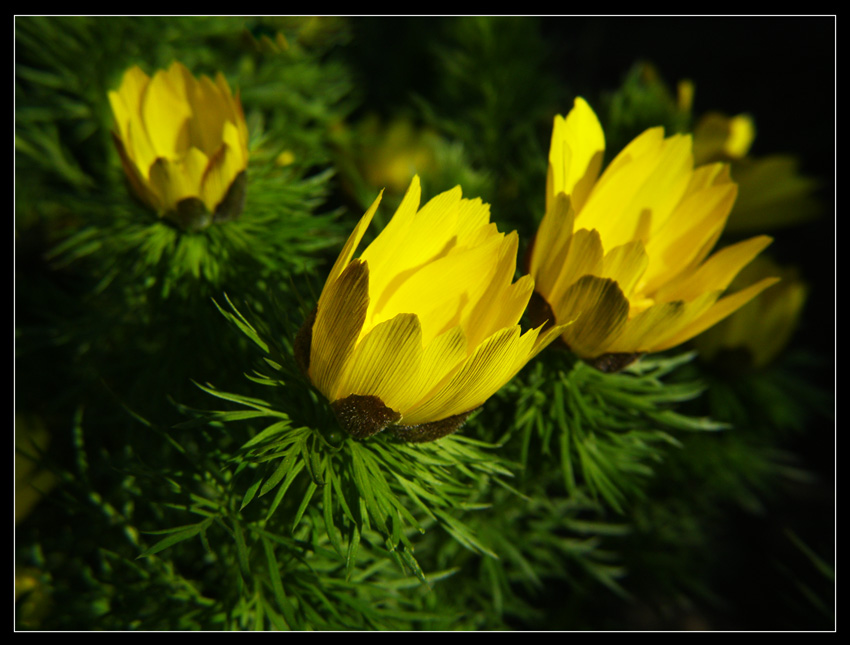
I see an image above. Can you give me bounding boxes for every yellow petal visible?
[531,192,574,284]
[454,197,494,246]
[547,227,605,308]
[394,325,469,416]
[590,127,664,192]
[548,97,606,212]
[141,65,192,159]
[641,182,738,294]
[557,275,630,358]
[655,235,773,303]
[600,240,649,299]
[109,66,150,144]
[455,231,528,337]
[309,260,370,399]
[402,325,539,426]
[530,321,573,360]
[320,191,383,299]
[200,122,246,211]
[385,185,463,272]
[724,115,756,159]
[215,72,249,153]
[360,175,421,267]
[464,261,535,351]
[186,74,231,156]
[606,300,686,354]
[111,131,159,209]
[359,177,423,311]
[579,132,694,248]
[372,231,503,343]
[654,277,780,352]
[110,81,159,180]
[148,157,192,212]
[692,112,756,164]
[333,313,423,411]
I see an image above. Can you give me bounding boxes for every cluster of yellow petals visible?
[303,176,565,440]
[108,61,249,227]
[529,97,779,365]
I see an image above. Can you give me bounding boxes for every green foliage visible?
[510,351,723,513]
[411,17,565,235]
[46,165,340,300]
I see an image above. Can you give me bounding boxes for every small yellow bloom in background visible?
[109,61,250,231]
[296,176,565,442]
[358,118,439,195]
[693,256,808,369]
[528,97,779,372]
[691,111,821,234]
[275,149,296,167]
[676,79,695,114]
[692,112,756,163]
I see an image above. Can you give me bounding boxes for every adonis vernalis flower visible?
[528,97,779,371]
[108,61,249,231]
[296,176,565,442]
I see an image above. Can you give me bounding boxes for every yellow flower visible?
[692,111,756,163]
[358,117,438,194]
[693,257,808,369]
[108,61,250,231]
[691,111,821,234]
[529,97,779,371]
[296,176,564,442]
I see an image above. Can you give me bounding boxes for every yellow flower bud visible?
[296,176,565,442]
[108,61,250,231]
[528,97,778,371]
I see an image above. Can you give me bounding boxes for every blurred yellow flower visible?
[691,111,821,234]
[275,149,296,167]
[15,567,52,628]
[109,61,250,231]
[529,97,779,371]
[296,175,565,442]
[694,256,808,368]
[692,112,756,163]
[357,116,439,194]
